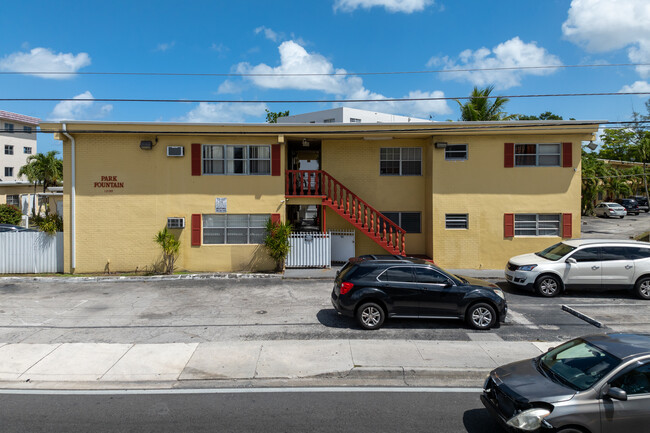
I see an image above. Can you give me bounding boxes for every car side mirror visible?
[604,386,628,401]
[566,258,577,265]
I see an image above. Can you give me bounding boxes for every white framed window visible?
[382,211,421,233]
[203,214,270,244]
[202,145,271,175]
[445,144,467,161]
[515,214,561,236]
[24,147,32,154]
[4,167,13,177]
[323,118,336,123]
[380,147,422,176]
[445,214,469,229]
[350,118,362,123]
[515,143,561,167]
[6,195,19,206]
[4,145,13,155]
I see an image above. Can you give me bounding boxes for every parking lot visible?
[581,209,650,240]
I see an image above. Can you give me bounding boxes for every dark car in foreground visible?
[331,255,507,330]
[482,333,650,432]
[0,223,36,232]
[615,198,640,215]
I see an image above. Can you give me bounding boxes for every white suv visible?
[505,239,650,298]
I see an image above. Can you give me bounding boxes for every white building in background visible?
[277,107,433,124]
[0,110,43,220]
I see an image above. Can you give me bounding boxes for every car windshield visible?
[538,339,621,391]
[535,242,576,261]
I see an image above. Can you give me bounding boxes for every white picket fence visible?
[0,232,64,273]
[286,232,331,268]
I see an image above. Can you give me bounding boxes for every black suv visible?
[631,195,649,212]
[331,255,507,330]
[616,198,640,215]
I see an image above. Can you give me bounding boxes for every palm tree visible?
[20,151,63,215]
[456,85,516,121]
[18,161,40,217]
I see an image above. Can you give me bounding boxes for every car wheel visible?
[536,275,561,297]
[620,216,625,218]
[555,428,585,433]
[356,302,385,330]
[466,303,497,330]
[635,277,650,300]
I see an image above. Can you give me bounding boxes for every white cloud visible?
[254,26,282,42]
[0,47,90,79]
[334,0,434,13]
[49,91,113,120]
[563,0,650,79]
[155,42,175,52]
[562,0,650,52]
[181,102,268,123]
[234,40,451,117]
[619,80,650,94]
[217,80,243,94]
[428,37,562,89]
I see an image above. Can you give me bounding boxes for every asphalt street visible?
[0,276,647,345]
[0,388,497,433]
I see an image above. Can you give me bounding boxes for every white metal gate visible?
[330,229,355,263]
[286,232,331,268]
[0,232,64,273]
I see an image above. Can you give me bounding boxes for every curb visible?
[0,272,283,283]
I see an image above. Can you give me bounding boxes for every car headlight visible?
[493,289,505,300]
[518,265,537,271]
[506,408,551,431]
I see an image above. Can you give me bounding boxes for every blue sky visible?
[2,0,650,154]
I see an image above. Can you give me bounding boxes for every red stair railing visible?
[285,169,406,255]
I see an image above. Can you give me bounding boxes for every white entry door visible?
[330,230,355,263]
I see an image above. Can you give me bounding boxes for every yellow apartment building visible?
[40,120,600,274]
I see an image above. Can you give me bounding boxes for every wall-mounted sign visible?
[215,198,227,213]
[94,175,124,193]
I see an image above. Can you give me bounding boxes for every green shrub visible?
[154,227,180,275]
[0,204,22,225]
[264,218,292,272]
[34,214,63,235]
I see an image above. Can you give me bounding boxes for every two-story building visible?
[0,110,40,219]
[41,118,600,274]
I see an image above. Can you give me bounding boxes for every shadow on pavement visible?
[463,408,504,432]
[316,308,473,331]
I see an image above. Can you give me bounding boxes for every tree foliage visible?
[264,218,292,272]
[456,85,516,121]
[19,151,63,215]
[0,204,22,225]
[516,112,565,121]
[265,109,290,123]
[154,227,180,275]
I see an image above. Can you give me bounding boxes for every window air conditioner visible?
[167,146,185,157]
[167,217,185,229]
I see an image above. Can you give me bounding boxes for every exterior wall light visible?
[435,142,447,149]
[587,141,597,151]
[140,140,153,150]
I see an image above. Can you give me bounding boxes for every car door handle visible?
[592,266,600,270]
[625,265,633,269]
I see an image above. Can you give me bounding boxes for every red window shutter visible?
[271,144,281,176]
[191,143,201,176]
[504,213,514,237]
[271,213,281,224]
[562,213,572,238]
[504,143,514,168]
[562,142,572,167]
[191,214,202,246]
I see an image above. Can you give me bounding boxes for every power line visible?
[3,91,650,105]
[1,63,650,78]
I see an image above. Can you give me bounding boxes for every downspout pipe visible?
[61,123,76,271]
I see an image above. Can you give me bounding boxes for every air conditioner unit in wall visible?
[167,217,185,229]
[167,146,184,157]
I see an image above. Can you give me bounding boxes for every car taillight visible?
[340,282,354,295]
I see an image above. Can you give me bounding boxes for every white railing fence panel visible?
[0,232,64,274]
[286,232,331,268]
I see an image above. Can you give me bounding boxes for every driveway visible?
[581,210,650,239]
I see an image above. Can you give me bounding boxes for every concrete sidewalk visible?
[0,339,554,389]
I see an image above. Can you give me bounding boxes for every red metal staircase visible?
[286,170,406,256]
